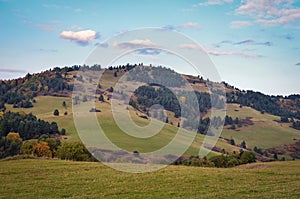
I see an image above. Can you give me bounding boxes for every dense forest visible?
[0,64,102,111]
[0,111,67,159]
[130,84,225,133]
[126,65,186,87]
[0,111,62,140]
[226,90,300,119]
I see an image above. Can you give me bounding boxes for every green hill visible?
[222,104,300,150]
[2,65,300,161]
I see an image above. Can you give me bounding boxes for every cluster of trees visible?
[0,67,77,110]
[131,84,225,134]
[51,64,101,73]
[0,132,93,161]
[278,116,300,130]
[223,115,254,129]
[292,121,300,130]
[126,65,186,87]
[173,150,256,168]
[108,63,141,71]
[228,138,247,149]
[0,132,23,158]
[132,85,224,118]
[226,91,300,120]
[0,111,62,140]
[0,80,33,109]
[131,85,181,118]
[22,138,92,161]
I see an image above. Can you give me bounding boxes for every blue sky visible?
[0,0,300,95]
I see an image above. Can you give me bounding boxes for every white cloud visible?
[113,39,159,49]
[206,49,261,58]
[60,29,98,46]
[195,0,233,6]
[35,24,56,31]
[0,68,27,73]
[181,22,201,30]
[179,43,261,58]
[235,0,300,26]
[230,21,253,29]
[179,44,202,50]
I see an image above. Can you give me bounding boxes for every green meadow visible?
[221,104,300,149]
[0,159,299,198]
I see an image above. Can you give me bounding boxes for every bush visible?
[61,128,66,135]
[239,151,256,164]
[57,142,91,161]
[53,109,59,116]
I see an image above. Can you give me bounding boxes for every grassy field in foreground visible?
[0,159,299,198]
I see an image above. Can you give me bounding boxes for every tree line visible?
[173,150,256,168]
[0,111,62,140]
[227,90,300,120]
[0,132,93,161]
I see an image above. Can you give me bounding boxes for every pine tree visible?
[53,109,59,116]
[99,94,104,102]
[241,140,247,149]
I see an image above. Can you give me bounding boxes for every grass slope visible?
[0,159,299,198]
[7,95,241,157]
[6,96,78,140]
[221,104,300,150]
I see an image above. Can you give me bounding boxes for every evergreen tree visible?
[230,138,235,145]
[241,140,247,149]
[99,94,104,102]
[53,109,59,116]
[62,101,67,108]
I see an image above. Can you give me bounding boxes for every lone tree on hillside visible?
[230,138,235,145]
[241,140,247,149]
[53,109,59,116]
[99,94,104,102]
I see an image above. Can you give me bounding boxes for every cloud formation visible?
[60,29,98,46]
[195,0,233,6]
[0,68,27,73]
[163,22,201,31]
[137,48,161,55]
[114,39,158,49]
[35,24,56,31]
[296,62,300,66]
[179,43,261,58]
[230,21,253,29]
[234,40,273,46]
[181,22,201,30]
[215,39,273,47]
[235,0,300,26]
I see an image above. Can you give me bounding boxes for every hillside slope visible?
[2,65,300,160]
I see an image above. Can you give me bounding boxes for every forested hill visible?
[1,64,300,121]
[0,65,100,110]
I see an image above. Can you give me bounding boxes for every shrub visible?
[53,109,59,116]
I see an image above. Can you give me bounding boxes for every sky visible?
[0,0,300,95]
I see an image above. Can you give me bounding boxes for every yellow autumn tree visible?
[33,141,52,157]
[6,132,22,145]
